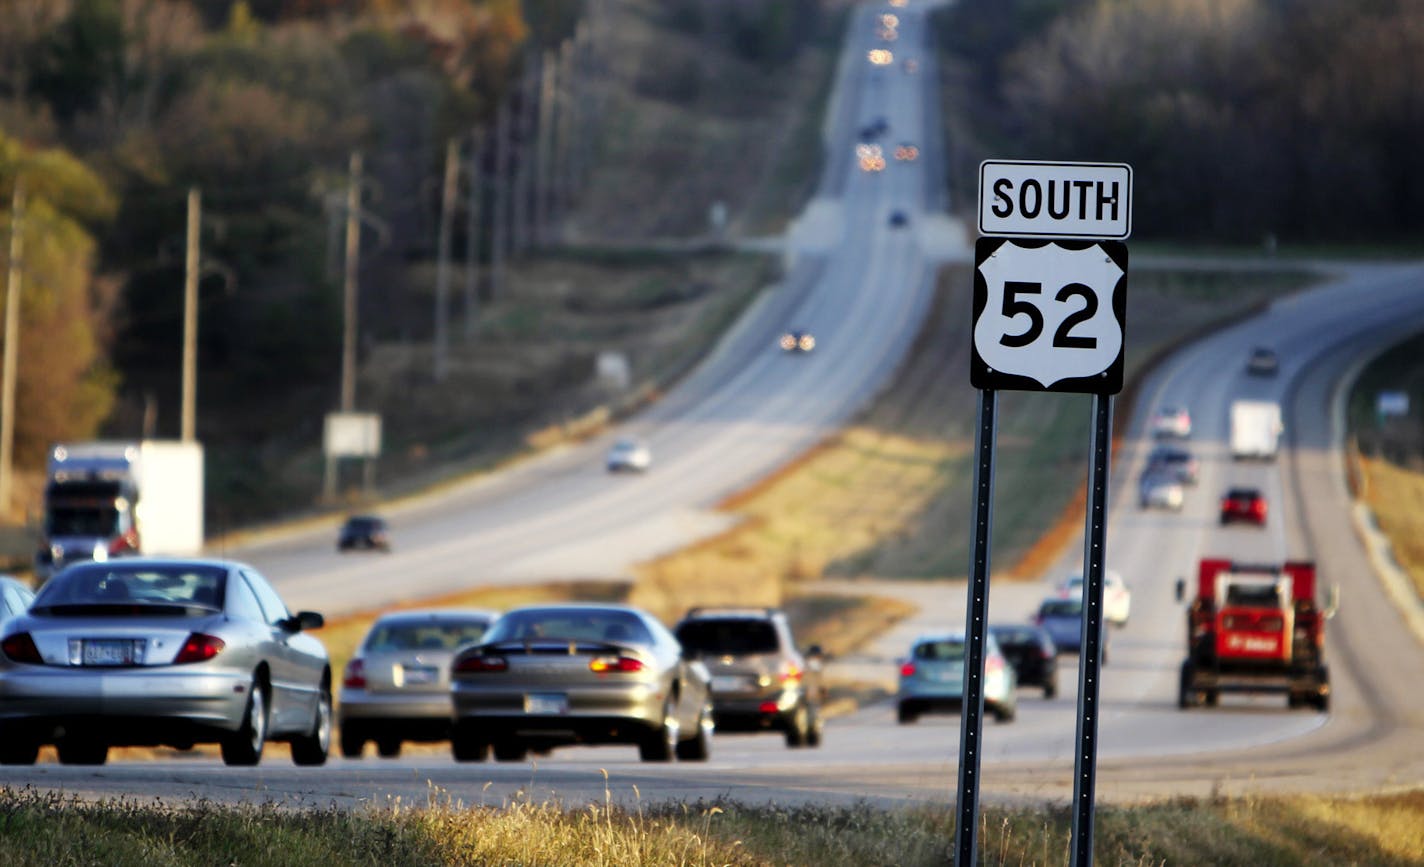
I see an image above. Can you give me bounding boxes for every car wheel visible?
[339,725,365,759]
[56,737,108,766]
[897,702,918,725]
[1043,679,1057,700]
[993,703,1016,724]
[0,723,38,765]
[492,739,528,762]
[1204,689,1220,707]
[1178,661,1196,710]
[675,700,713,761]
[290,685,332,766]
[451,722,489,762]
[221,680,268,766]
[376,737,402,759]
[784,702,812,748]
[639,698,679,762]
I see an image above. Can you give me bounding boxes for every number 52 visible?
[999,281,1097,349]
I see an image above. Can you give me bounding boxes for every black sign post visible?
[961,160,1129,863]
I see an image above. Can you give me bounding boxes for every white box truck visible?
[1230,400,1283,460]
[36,440,204,578]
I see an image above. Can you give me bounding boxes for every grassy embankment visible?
[3,786,1422,866]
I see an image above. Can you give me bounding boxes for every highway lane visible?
[9,1,1424,810]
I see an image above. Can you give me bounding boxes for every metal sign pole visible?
[954,388,998,867]
[1070,392,1114,866]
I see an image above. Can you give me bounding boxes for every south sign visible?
[978,161,1132,240]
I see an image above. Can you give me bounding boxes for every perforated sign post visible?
[956,161,1130,867]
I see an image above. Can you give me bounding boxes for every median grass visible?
[3,786,1421,866]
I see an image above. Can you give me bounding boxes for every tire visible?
[1312,691,1330,713]
[784,702,811,748]
[1204,690,1220,707]
[339,727,365,759]
[56,738,108,766]
[0,724,38,765]
[993,703,1016,724]
[376,737,402,759]
[1043,679,1057,700]
[221,680,268,766]
[451,722,489,763]
[676,700,713,761]
[1178,661,1196,710]
[290,686,332,766]
[639,699,678,762]
[897,702,918,725]
[492,740,527,762]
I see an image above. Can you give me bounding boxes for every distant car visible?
[1139,471,1185,511]
[888,210,909,228]
[0,576,34,624]
[1057,571,1132,627]
[606,437,652,473]
[1035,596,1110,662]
[673,607,826,748]
[1220,487,1267,526]
[780,330,816,352]
[988,624,1058,699]
[0,558,331,767]
[1247,346,1279,376]
[449,604,714,762]
[338,515,391,553]
[1147,445,1199,485]
[1149,406,1192,438]
[897,631,1016,724]
[338,608,498,759]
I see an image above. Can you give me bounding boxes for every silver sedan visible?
[338,607,497,758]
[0,558,331,767]
[450,604,713,763]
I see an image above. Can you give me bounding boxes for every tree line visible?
[939,0,1424,244]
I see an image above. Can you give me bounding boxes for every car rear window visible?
[484,609,653,646]
[1040,599,1082,617]
[991,627,1036,645]
[365,620,490,652]
[913,640,966,661]
[32,564,225,613]
[675,620,779,655]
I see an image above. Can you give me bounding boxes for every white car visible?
[1057,571,1132,627]
[1138,472,1185,511]
[1149,406,1192,438]
[605,437,652,473]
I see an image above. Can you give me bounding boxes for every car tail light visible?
[455,655,508,673]
[343,657,367,689]
[1253,500,1267,516]
[1259,616,1284,632]
[899,662,916,677]
[589,655,646,673]
[1223,615,1240,630]
[108,529,139,555]
[173,633,225,664]
[986,655,1004,674]
[1,632,41,664]
[779,662,803,684]
[759,700,781,713]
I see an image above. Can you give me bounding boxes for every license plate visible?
[711,675,752,692]
[401,665,438,685]
[83,639,140,666]
[525,693,568,715]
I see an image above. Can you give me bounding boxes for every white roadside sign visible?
[970,238,1128,394]
[979,161,1132,239]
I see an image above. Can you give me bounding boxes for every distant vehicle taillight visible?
[780,662,803,684]
[1,632,42,664]
[899,661,916,677]
[343,657,367,688]
[455,655,508,673]
[173,633,225,664]
[589,655,645,673]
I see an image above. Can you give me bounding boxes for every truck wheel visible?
[1312,692,1330,712]
[897,702,918,724]
[1204,690,1220,707]
[1177,662,1196,709]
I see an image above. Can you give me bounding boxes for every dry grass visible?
[1356,456,1424,601]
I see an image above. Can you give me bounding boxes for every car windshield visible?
[913,640,966,661]
[484,609,653,646]
[344,517,383,532]
[33,564,225,612]
[675,620,779,655]
[991,627,1037,645]
[46,505,120,536]
[364,619,490,652]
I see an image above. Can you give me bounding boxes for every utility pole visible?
[0,180,24,516]
[556,38,576,227]
[434,136,459,381]
[491,98,511,301]
[181,187,200,443]
[535,48,557,246]
[340,151,361,414]
[463,127,485,340]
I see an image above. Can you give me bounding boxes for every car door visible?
[241,569,321,735]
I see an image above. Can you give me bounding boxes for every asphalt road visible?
[9,1,1424,811]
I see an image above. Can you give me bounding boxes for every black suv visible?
[673,608,826,748]
[338,515,391,552]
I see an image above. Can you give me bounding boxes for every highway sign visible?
[979,161,1132,239]
[971,238,1127,394]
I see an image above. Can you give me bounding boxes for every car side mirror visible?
[284,611,325,632]
[1174,579,1186,603]
[1325,584,1340,619]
